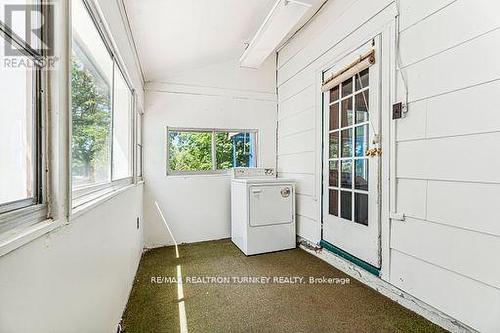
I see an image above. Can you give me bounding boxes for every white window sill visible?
[71,183,136,220]
[0,184,140,258]
[0,218,62,257]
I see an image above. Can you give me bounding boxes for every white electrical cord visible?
[394,0,409,112]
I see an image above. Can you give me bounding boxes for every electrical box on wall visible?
[392,102,403,119]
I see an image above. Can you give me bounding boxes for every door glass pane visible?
[329,189,338,216]
[329,161,338,187]
[354,193,368,226]
[330,85,339,102]
[355,125,369,157]
[341,78,353,97]
[329,103,339,130]
[340,191,352,220]
[168,131,212,171]
[355,159,369,191]
[341,97,353,127]
[355,92,369,124]
[340,160,352,189]
[329,131,339,158]
[355,68,369,91]
[341,128,352,157]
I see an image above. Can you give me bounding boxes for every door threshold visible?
[319,240,380,276]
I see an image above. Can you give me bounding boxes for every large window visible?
[72,0,134,203]
[0,4,44,216]
[167,128,257,174]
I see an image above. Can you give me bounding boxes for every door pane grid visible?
[327,69,370,226]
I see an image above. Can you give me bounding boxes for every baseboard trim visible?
[298,239,477,333]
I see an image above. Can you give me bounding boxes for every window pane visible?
[0,39,35,205]
[329,85,339,102]
[329,189,338,216]
[329,161,338,187]
[355,92,369,124]
[341,78,352,97]
[340,191,352,220]
[329,131,339,159]
[354,193,368,226]
[355,159,368,191]
[216,132,255,169]
[329,103,339,130]
[168,131,212,171]
[341,128,352,157]
[355,68,369,91]
[341,97,353,127]
[0,0,42,51]
[355,125,369,157]
[71,0,113,188]
[112,66,132,180]
[340,160,352,189]
[136,113,143,178]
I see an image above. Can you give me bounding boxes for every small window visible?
[167,128,257,174]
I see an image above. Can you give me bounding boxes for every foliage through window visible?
[71,0,134,201]
[167,129,256,174]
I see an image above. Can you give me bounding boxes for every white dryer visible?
[231,168,296,255]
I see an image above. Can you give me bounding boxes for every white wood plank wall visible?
[276,0,500,331]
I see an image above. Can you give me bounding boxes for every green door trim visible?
[319,239,380,276]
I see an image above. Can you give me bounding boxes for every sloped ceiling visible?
[123,0,277,82]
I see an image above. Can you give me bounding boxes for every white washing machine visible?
[231,168,296,255]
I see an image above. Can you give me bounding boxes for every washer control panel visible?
[232,167,276,178]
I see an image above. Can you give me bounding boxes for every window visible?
[167,128,257,174]
[136,109,144,180]
[328,68,369,226]
[0,4,44,217]
[112,64,132,180]
[71,0,134,204]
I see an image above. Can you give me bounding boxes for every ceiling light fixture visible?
[239,0,318,69]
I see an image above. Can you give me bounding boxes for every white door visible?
[322,39,381,268]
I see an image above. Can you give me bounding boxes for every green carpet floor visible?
[122,239,447,333]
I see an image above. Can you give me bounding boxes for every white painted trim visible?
[115,0,146,87]
[299,241,477,333]
[70,184,137,221]
[0,219,63,257]
[146,82,277,102]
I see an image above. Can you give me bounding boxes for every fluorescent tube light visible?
[240,0,316,69]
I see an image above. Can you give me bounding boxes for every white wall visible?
[0,185,144,333]
[276,0,500,332]
[143,57,277,248]
[0,0,146,331]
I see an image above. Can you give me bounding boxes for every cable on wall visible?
[394,0,409,115]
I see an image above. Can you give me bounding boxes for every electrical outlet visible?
[136,217,140,230]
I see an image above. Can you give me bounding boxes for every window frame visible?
[0,1,47,229]
[70,0,136,208]
[166,127,258,176]
[135,105,144,182]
